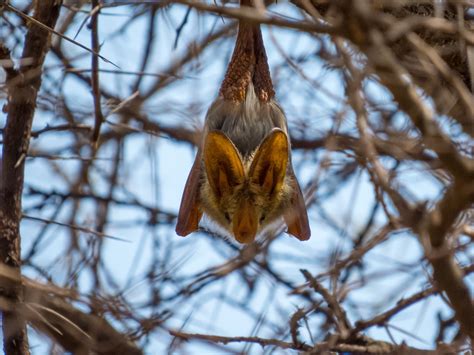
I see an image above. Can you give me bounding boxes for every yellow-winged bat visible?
[176,0,310,243]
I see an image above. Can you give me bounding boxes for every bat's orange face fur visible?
[200,129,292,243]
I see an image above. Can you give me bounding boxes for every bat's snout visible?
[233,201,258,244]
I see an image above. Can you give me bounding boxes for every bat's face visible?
[200,129,291,244]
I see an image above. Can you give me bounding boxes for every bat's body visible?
[176,0,310,243]
[205,85,286,155]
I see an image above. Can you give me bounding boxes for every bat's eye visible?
[224,212,231,222]
[259,214,266,223]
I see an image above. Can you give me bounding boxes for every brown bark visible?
[0,1,63,353]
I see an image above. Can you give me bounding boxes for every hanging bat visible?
[175,0,310,244]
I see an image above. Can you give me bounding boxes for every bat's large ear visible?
[176,153,204,236]
[203,131,244,199]
[249,129,288,195]
[284,171,311,241]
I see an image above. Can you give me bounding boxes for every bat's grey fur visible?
[204,83,288,157]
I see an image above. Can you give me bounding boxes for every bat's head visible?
[201,129,291,244]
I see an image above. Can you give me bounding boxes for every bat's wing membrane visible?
[284,167,311,241]
[176,152,203,236]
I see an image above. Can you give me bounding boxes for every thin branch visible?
[5,2,118,67]
[90,1,105,147]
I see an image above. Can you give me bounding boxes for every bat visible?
[176,0,310,243]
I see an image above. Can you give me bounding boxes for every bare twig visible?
[90,0,105,147]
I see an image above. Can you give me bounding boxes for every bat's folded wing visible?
[284,168,311,241]
[176,152,203,236]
